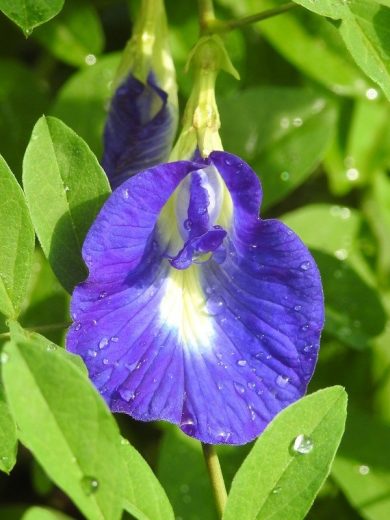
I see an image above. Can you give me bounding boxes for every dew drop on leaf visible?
[291,434,314,454]
[80,476,99,495]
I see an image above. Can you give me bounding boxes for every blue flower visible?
[102,72,177,189]
[67,151,324,445]
[101,0,178,189]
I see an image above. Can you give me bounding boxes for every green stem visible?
[204,2,297,34]
[202,443,227,517]
[198,0,216,31]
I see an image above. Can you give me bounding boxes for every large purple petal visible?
[67,153,324,445]
[102,74,177,189]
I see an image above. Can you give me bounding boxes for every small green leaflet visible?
[223,386,348,520]
[0,381,17,474]
[23,116,111,293]
[291,0,390,101]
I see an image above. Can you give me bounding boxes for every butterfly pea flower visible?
[67,150,324,445]
[102,0,178,189]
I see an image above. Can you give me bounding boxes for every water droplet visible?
[272,486,281,494]
[75,322,82,331]
[87,349,97,357]
[102,358,109,365]
[334,248,348,261]
[110,336,119,343]
[237,359,247,367]
[276,375,289,387]
[292,117,303,127]
[280,171,290,182]
[299,261,311,271]
[280,117,290,129]
[234,382,245,394]
[292,434,314,454]
[46,344,57,352]
[122,188,129,200]
[64,185,70,192]
[85,54,97,66]
[301,324,310,332]
[358,464,370,475]
[365,88,378,100]
[205,294,225,315]
[340,207,351,220]
[294,305,302,312]
[303,344,313,353]
[180,484,190,493]
[120,389,136,401]
[0,352,9,364]
[184,219,192,230]
[99,337,109,349]
[346,168,359,181]
[247,382,256,390]
[99,291,107,299]
[80,476,99,495]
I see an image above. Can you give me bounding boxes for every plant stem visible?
[204,2,298,34]
[202,443,227,517]
[198,0,216,32]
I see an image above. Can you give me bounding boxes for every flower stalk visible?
[202,443,228,518]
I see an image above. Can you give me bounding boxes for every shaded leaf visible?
[23,116,111,293]
[34,0,104,67]
[219,87,336,209]
[0,0,64,35]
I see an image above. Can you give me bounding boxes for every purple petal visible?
[102,73,177,189]
[67,152,324,445]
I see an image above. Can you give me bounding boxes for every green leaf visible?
[22,506,74,520]
[121,439,175,520]
[0,155,35,320]
[158,427,217,520]
[51,53,120,158]
[0,377,17,474]
[19,249,69,346]
[332,408,390,520]
[34,0,104,67]
[315,250,386,348]
[0,59,48,178]
[282,204,386,348]
[223,386,348,520]
[2,334,126,520]
[219,87,336,209]
[0,0,64,35]
[324,97,390,195]
[221,0,371,96]
[291,0,390,101]
[23,116,111,293]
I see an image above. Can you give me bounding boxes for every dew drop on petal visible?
[292,434,314,454]
[184,218,192,230]
[237,359,247,367]
[110,336,119,343]
[87,349,97,358]
[99,337,109,349]
[276,375,290,387]
[80,476,99,495]
[122,188,130,200]
[74,322,82,331]
[99,291,107,299]
[299,261,311,271]
[294,305,302,312]
[234,382,246,395]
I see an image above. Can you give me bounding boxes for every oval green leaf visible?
[23,116,111,293]
[223,386,348,520]
[2,334,126,520]
[0,155,35,320]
